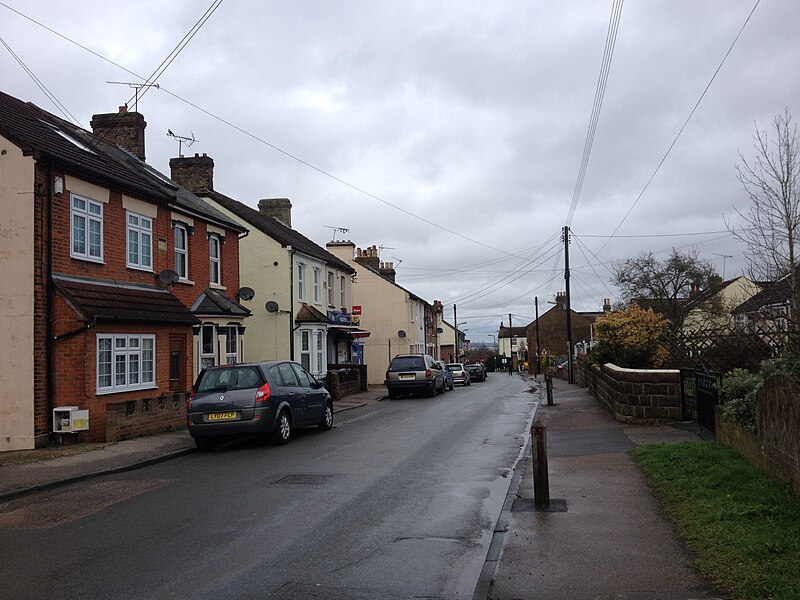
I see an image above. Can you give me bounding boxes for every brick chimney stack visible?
[354,245,380,272]
[258,198,292,227]
[90,105,147,160]
[379,261,396,283]
[169,153,214,193]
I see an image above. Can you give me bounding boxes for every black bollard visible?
[545,371,553,406]
[531,420,550,508]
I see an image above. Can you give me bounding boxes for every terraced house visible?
[0,91,250,449]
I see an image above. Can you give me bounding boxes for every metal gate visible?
[680,368,721,434]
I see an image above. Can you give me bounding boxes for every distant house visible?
[681,276,761,334]
[733,276,791,348]
[169,155,361,378]
[327,242,435,384]
[498,325,528,370]
[0,92,248,449]
[525,293,611,367]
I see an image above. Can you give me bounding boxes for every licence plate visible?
[399,374,414,380]
[208,412,237,421]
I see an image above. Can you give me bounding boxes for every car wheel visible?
[388,389,397,399]
[194,437,214,451]
[466,379,471,386]
[319,401,333,431]
[449,382,454,390]
[427,382,436,397]
[272,410,291,445]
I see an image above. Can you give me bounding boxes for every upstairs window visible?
[313,268,321,304]
[340,275,346,308]
[209,234,221,285]
[297,263,306,301]
[126,212,152,270]
[327,271,335,306]
[174,224,188,279]
[71,194,103,262]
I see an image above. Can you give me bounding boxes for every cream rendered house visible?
[682,276,762,333]
[170,156,358,377]
[327,242,433,385]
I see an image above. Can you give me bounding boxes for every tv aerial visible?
[324,225,349,241]
[167,129,198,157]
[107,81,160,112]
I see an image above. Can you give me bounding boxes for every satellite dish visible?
[398,330,406,338]
[237,287,255,301]
[157,269,180,286]
[265,301,280,313]
[436,327,444,333]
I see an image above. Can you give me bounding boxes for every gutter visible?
[53,319,97,342]
[46,161,54,434]
[289,246,295,359]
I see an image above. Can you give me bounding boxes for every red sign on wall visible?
[352,305,362,315]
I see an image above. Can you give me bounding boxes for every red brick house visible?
[0,91,250,449]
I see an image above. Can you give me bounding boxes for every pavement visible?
[0,384,387,501]
[0,377,722,599]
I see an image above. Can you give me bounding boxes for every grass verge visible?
[632,441,800,600]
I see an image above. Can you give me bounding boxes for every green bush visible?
[720,369,761,432]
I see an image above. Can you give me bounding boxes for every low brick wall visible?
[578,362,682,424]
[716,374,800,499]
[325,364,366,400]
[106,392,189,441]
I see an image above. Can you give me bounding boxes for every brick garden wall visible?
[106,392,189,441]
[576,362,682,423]
[716,374,800,499]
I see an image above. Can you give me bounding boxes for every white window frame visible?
[315,330,325,374]
[327,271,335,307]
[96,334,155,394]
[340,275,346,308]
[174,223,188,279]
[200,324,217,370]
[297,262,306,301]
[209,234,221,285]
[126,211,153,271]
[71,194,103,262]
[300,330,311,370]
[313,268,321,304]
[225,326,238,364]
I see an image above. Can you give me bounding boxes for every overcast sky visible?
[2,0,798,345]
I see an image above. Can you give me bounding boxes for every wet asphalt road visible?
[0,374,537,599]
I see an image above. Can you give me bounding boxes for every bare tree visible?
[730,109,800,350]
[612,248,718,331]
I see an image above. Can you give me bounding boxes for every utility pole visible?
[454,303,458,361]
[509,313,514,373]
[535,296,541,377]
[564,226,574,384]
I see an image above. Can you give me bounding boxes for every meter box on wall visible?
[53,406,89,433]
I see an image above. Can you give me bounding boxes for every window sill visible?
[127,265,154,273]
[177,278,195,286]
[209,283,226,291]
[71,254,104,264]
[96,384,157,396]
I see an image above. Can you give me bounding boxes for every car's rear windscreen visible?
[198,366,263,392]
[390,356,426,371]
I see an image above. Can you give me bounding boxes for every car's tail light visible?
[385,370,390,381]
[425,369,432,379]
[255,382,271,402]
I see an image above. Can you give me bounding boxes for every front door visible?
[169,334,186,392]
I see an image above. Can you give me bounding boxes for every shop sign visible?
[328,310,352,325]
[352,305,362,315]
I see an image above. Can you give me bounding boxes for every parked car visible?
[466,363,487,382]
[447,363,471,386]
[437,360,455,391]
[385,354,446,399]
[187,360,333,450]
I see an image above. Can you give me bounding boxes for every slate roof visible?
[53,274,199,325]
[0,91,244,233]
[190,287,251,318]
[734,278,789,314]
[498,326,527,338]
[205,190,354,274]
[296,303,331,323]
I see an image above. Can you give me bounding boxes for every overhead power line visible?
[565,0,624,227]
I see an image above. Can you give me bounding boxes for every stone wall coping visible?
[603,363,680,375]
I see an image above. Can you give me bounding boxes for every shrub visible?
[590,304,668,368]
[720,368,761,432]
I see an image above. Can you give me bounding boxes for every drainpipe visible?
[288,246,295,360]
[46,162,55,435]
